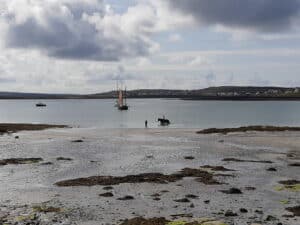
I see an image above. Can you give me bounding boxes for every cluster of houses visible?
[216,88,300,97]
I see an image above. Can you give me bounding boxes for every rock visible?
[204,200,210,204]
[99,192,114,197]
[224,210,238,217]
[255,210,263,214]
[185,194,198,199]
[40,162,53,166]
[189,203,195,208]
[245,186,256,191]
[265,215,277,221]
[267,167,277,171]
[71,139,84,143]
[153,197,161,201]
[174,198,190,203]
[240,208,248,213]
[286,205,300,216]
[220,188,242,194]
[56,157,73,161]
[117,195,134,201]
[184,156,195,160]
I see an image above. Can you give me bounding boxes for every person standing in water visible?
[145,120,148,128]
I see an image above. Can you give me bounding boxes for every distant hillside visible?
[1,86,300,100]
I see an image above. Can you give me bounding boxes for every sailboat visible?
[117,87,129,110]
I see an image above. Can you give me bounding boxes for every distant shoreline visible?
[1,96,300,101]
[1,86,300,100]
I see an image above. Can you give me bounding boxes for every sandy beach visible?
[0,127,299,225]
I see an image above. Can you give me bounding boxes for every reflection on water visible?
[0,99,300,128]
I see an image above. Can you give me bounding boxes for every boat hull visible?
[118,105,129,110]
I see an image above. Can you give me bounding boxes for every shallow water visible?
[1,99,300,128]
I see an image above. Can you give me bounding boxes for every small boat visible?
[116,86,129,111]
[36,102,47,107]
[158,117,170,126]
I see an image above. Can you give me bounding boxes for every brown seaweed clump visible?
[197,126,300,134]
[222,158,273,164]
[286,205,300,216]
[0,158,43,166]
[0,123,67,134]
[120,217,169,225]
[55,167,221,187]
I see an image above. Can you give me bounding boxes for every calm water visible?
[0,99,300,128]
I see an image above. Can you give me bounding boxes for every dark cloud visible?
[167,0,300,32]
[3,0,153,61]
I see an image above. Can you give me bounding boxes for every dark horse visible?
[158,118,170,126]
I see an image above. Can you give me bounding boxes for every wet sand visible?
[0,127,299,225]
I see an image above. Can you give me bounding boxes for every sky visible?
[0,0,300,94]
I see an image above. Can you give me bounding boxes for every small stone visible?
[185,194,198,199]
[265,215,277,221]
[117,195,134,201]
[99,192,114,197]
[184,156,195,160]
[267,167,277,171]
[204,200,210,204]
[220,188,243,194]
[224,210,238,217]
[255,210,263,214]
[174,198,190,203]
[240,208,248,213]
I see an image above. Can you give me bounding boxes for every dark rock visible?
[40,162,53,166]
[201,165,235,171]
[153,197,161,201]
[99,192,114,197]
[289,162,300,167]
[240,208,248,213]
[184,156,195,160]
[71,139,84,143]
[255,210,263,214]
[265,215,277,221]
[174,198,190,203]
[204,200,210,204]
[220,188,243,194]
[56,157,73,161]
[286,205,300,216]
[189,203,195,208]
[245,186,256,191]
[267,167,277,171]
[117,195,134,201]
[185,194,198,199]
[224,210,238,217]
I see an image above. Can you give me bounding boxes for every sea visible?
[0,99,300,129]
